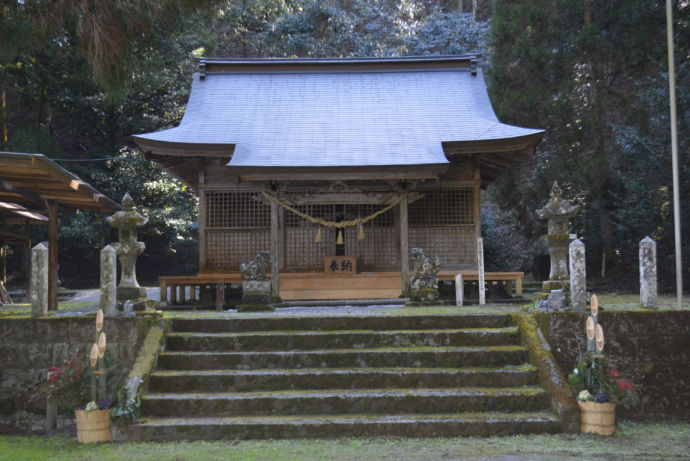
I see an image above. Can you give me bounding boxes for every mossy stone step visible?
[141,387,550,417]
[148,366,538,393]
[157,345,529,370]
[171,314,513,333]
[164,327,520,352]
[130,412,561,441]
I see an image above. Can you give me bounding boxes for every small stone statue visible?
[106,193,148,303]
[240,250,271,281]
[239,251,273,311]
[408,248,441,304]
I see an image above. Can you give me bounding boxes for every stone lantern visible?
[106,193,148,302]
[536,181,580,294]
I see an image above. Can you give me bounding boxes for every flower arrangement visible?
[568,353,638,407]
[31,350,88,411]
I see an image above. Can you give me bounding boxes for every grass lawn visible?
[0,301,96,318]
[0,421,688,461]
[2,293,687,319]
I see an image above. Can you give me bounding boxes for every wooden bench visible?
[438,271,524,297]
[159,274,243,310]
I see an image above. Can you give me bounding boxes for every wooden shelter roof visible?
[0,201,48,222]
[0,152,119,212]
[133,56,544,183]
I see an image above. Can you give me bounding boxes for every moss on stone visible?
[511,313,579,433]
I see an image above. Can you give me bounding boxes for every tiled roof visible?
[133,57,543,170]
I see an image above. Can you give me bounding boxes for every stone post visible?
[640,236,657,309]
[455,274,464,307]
[569,239,587,312]
[106,193,148,302]
[100,245,118,316]
[477,237,485,305]
[30,243,48,316]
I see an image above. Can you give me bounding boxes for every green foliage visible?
[487,0,689,288]
[407,12,488,56]
[57,149,199,287]
[111,387,142,422]
[568,353,638,407]
[3,0,493,288]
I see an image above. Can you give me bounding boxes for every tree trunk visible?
[584,0,615,277]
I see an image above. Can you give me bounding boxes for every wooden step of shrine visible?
[129,313,562,440]
[280,272,402,300]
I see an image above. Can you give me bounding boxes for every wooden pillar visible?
[24,236,31,296]
[270,201,280,299]
[160,279,168,305]
[1,245,6,285]
[399,195,409,295]
[215,282,225,311]
[46,201,59,311]
[178,285,185,304]
[198,189,207,273]
[472,158,482,247]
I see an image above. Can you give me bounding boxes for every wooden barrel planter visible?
[75,409,111,443]
[579,401,616,435]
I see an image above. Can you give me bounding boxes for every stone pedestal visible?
[239,281,273,312]
[30,243,48,317]
[640,236,657,309]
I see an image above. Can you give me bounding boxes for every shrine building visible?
[133,56,544,304]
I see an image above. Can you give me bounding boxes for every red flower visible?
[609,369,621,378]
[616,378,634,392]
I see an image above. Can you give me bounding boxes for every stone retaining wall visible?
[0,315,157,433]
[536,311,690,420]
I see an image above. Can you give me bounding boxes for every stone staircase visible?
[132,314,561,440]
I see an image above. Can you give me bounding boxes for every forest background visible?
[0,0,687,291]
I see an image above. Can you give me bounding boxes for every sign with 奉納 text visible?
[324,256,357,275]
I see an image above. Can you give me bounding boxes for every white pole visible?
[666,0,684,309]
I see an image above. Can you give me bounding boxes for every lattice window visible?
[206,229,271,271]
[283,204,334,270]
[344,204,396,270]
[409,189,474,226]
[409,227,476,267]
[205,191,270,228]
